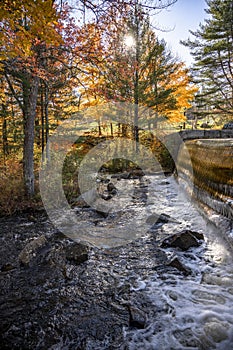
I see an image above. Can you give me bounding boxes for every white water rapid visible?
[122,174,233,350]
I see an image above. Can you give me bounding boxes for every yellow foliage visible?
[165,63,198,122]
[0,0,62,61]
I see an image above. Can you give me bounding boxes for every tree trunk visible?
[110,122,113,137]
[133,3,140,150]
[117,122,121,137]
[122,123,127,137]
[98,122,102,136]
[2,104,9,158]
[40,83,45,156]
[35,108,40,147]
[44,83,50,160]
[23,75,39,197]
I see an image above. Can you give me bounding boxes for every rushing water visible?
[1,173,233,349]
[117,174,233,350]
[65,172,233,349]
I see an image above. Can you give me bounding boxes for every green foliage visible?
[182,0,233,119]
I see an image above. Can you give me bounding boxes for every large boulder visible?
[161,230,204,251]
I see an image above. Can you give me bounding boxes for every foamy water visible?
[52,172,233,349]
[124,175,233,349]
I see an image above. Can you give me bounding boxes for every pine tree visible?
[182,0,233,119]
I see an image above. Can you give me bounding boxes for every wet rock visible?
[146,213,180,226]
[173,328,201,348]
[167,256,190,275]
[100,182,118,201]
[107,182,117,195]
[132,184,148,203]
[46,244,65,267]
[189,230,204,241]
[101,192,113,201]
[111,172,130,180]
[129,169,145,179]
[128,306,147,329]
[97,176,110,184]
[96,209,109,218]
[74,197,90,208]
[159,180,170,185]
[201,273,232,286]
[161,230,204,251]
[1,263,15,272]
[65,242,89,265]
[204,320,229,343]
[18,235,47,266]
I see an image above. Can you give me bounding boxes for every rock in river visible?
[146,213,180,226]
[65,242,89,265]
[128,306,147,329]
[167,256,191,275]
[161,230,204,251]
[18,235,48,266]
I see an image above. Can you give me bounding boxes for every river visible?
[122,174,233,350]
[0,173,233,349]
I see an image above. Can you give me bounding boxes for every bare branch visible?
[4,71,24,112]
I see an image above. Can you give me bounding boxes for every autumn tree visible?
[0,0,181,199]
[182,0,233,119]
[0,0,62,196]
[0,1,102,195]
[92,6,196,133]
[160,62,198,122]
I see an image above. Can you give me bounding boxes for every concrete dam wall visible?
[177,138,233,221]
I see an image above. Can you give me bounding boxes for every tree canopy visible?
[0,0,198,198]
[182,0,233,119]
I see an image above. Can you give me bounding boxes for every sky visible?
[153,0,208,66]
